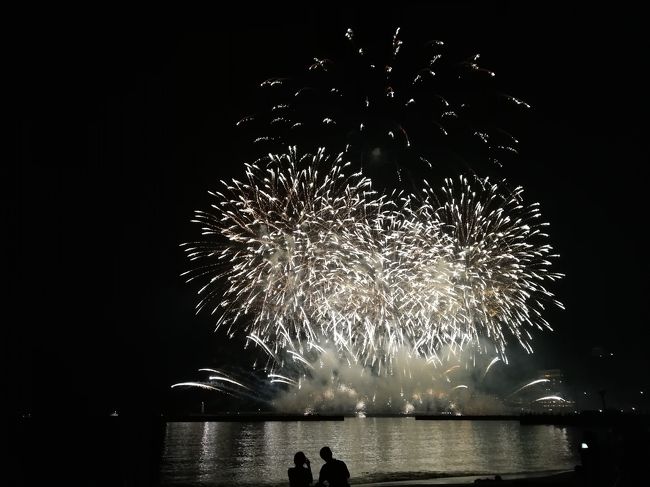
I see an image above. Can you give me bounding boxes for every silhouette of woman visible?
[288,451,313,487]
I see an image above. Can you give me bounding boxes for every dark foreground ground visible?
[356,469,644,486]
[356,470,577,486]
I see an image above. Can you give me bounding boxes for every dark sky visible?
[10,2,649,416]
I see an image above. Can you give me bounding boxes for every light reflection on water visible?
[160,418,580,486]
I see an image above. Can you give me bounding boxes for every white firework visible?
[182,149,562,375]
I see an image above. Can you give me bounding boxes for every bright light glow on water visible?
[160,418,580,486]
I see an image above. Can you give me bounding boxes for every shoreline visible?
[156,470,581,486]
[353,470,576,486]
[23,410,639,427]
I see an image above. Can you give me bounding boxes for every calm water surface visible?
[160,418,580,486]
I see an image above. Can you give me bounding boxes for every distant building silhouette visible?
[507,369,576,413]
[530,369,575,413]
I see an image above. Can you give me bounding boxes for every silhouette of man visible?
[317,446,350,487]
[288,451,313,487]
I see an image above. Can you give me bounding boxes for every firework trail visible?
[534,395,567,403]
[172,368,274,405]
[237,27,530,189]
[508,378,551,397]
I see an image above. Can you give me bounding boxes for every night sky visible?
[10,2,649,417]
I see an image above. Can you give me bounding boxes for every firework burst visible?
[182,148,378,361]
[176,27,563,414]
[420,176,565,357]
[237,27,530,189]
[182,148,562,376]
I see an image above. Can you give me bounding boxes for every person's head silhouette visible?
[294,451,308,467]
[319,446,333,462]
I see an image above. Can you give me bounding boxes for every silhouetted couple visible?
[288,447,350,487]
